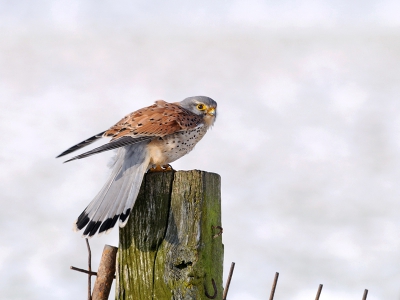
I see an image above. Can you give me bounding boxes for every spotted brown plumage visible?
[105,100,204,140]
[57,96,217,237]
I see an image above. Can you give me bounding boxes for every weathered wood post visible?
[116,170,223,299]
[92,245,118,300]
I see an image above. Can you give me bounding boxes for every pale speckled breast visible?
[147,125,208,166]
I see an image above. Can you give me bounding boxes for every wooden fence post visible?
[92,245,118,300]
[116,170,223,300]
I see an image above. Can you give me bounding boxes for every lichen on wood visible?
[117,170,223,300]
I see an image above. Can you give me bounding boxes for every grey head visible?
[179,96,217,118]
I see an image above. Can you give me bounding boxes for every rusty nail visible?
[70,266,98,276]
[70,266,116,279]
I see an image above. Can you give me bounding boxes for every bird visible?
[57,96,217,237]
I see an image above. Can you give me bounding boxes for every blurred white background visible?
[1,1,400,299]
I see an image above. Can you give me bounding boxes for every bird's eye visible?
[197,104,205,110]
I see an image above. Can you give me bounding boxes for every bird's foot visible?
[162,164,174,171]
[149,164,174,172]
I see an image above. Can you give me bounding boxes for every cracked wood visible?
[116,170,223,300]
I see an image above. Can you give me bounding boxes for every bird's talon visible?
[149,165,163,172]
[149,164,174,172]
[163,164,174,171]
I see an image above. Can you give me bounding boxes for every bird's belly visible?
[148,127,207,166]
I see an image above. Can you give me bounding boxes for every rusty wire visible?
[204,278,217,299]
[212,225,223,238]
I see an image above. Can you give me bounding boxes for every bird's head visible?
[179,96,217,127]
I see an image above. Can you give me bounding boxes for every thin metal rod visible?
[315,284,323,300]
[362,289,368,300]
[86,238,92,300]
[70,266,116,279]
[70,266,98,276]
[269,272,279,300]
[222,262,236,300]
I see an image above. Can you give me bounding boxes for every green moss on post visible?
[116,170,223,300]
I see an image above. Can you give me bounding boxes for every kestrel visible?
[57,96,217,237]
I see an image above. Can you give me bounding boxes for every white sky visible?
[1,1,400,299]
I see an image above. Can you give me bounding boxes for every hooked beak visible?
[207,107,216,116]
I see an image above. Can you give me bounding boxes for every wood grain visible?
[117,170,223,300]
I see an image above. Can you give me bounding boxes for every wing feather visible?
[63,136,151,163]
[56,131,106,158]
[58,100,202,163]
[104,100,202,139]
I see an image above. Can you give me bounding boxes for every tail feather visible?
[98,170,138,233]
[95,158,135,234]
[74,142,150,237]
[119,147,151,227]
